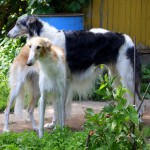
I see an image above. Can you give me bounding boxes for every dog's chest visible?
[39,61,65,92]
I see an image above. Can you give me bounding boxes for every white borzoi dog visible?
[26,37,66,137]
[3,45,40,132]
[7,15,142,128]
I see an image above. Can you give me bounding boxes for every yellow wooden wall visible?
[86,0,150,48]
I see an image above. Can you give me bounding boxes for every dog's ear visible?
[26,15,43,36]
[26,16,37,27]
[44,41,52,52]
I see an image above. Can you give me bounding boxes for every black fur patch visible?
[65,31,125,73]
[26,16,43,37]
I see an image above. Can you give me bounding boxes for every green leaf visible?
[111,121,117,131]
[141,126,150,138]
[100,64,104,69]
[28,0,36,6]
[128,106,138,125]
[99,83,107,90]
[85,108,95,118]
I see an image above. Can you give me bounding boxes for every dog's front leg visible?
[38,94,46,138]
[60,76,70,127]
[54,93,65,127]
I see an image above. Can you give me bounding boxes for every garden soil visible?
[0,101,150,133]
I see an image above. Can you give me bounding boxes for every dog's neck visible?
[26,20,66,52]
[37,21,66,50]
[38,52,65,78]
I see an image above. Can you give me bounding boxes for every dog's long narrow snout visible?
[26,48,36,66]
[27,49,36,66]
[7,25,25,38]
[27,57,35,66]
[7,27,17,38]
[7,29,18,38]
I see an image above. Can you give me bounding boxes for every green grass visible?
[0,127,88,150]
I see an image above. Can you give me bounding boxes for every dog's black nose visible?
[26,62,32,66]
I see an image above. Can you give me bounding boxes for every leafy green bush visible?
[0,37,24,74]
[91,64,150,101]
[27,0,90,14]
[0,0,27,36]
[91,74,115,101]
[0,0,90,36]
[84,75,150,149]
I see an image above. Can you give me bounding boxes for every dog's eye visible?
[37,46,41,49]
[29,45,31,48]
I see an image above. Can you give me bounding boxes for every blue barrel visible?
[38,14,84,31]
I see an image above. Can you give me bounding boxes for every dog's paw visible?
[139,114,143,123]
[33,126,38,132]
[44,123,55,129]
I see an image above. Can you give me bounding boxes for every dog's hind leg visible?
[116,55,143,121]
[44,113,56,129]
[28,93,39,131]
[119,70,142,121]
[44,94,64,129]
[28,82,40,131]
[55,95,65,127]
[60,92,65,127]
[65,89,73,119]
[108,65,121,89]
[45,82,66,129]
[4,82,23,132]
[116,57,140,104]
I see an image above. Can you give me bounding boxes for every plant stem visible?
[137,82,150,112]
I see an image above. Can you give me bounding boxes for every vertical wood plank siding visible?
[91,0,150,48]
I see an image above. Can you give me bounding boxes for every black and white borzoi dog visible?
[7,15,142,128]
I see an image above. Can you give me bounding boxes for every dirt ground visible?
[0,101,150,133]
